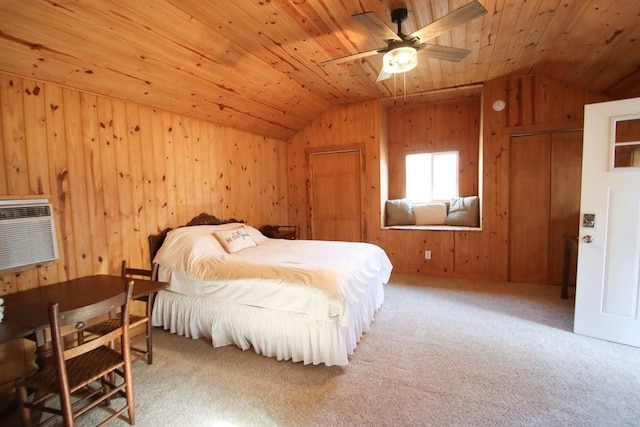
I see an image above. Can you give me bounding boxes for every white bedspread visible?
[152,224,393,365]
[154,224,393,305]
[158,269,345,322]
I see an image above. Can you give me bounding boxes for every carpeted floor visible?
[5,273,640,426]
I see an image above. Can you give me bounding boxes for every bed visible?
[148,213,393,366]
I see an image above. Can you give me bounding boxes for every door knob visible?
[582,235,593,243]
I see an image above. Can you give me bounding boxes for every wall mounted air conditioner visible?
[0,199,59,271]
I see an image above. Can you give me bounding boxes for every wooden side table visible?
[561,235,579,299]
[259,225,297,240]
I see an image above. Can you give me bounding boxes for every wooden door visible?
[509,134,551,283]
[509,131,583,284]
[549,131,583,284]
[310,150,362,242]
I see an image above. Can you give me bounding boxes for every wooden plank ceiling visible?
[0,0,638,140]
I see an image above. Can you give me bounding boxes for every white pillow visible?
[413,203,448,225]
[153,223,266,270]
[154,225,228,267]
[213,226,257,253]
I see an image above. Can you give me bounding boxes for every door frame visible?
[305,144,366,240]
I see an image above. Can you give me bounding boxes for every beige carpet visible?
[6,273,640,426]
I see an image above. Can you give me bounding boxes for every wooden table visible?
[0,274,168,351]
[0,319,33,344]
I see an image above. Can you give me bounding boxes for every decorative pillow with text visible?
[213,226,257,253]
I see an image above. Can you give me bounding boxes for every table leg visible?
[27,330,52,425]
[561,236,580,299]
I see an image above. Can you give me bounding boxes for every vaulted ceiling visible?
[1,0,639,140]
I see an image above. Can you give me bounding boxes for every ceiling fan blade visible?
[321,48,384,67]
[353,12,402,42]
[408,0,488,42]
[419,44,471,62]
[376,68,392,82]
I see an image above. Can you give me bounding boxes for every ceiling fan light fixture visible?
[382,47,418,74]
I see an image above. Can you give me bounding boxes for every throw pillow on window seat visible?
[413,203,448,225]
[445,196,480,227]
[385,198,415,226]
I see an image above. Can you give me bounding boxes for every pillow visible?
[413,203,448,225]
[153,226,229,268]
[153,223,267,273]
[445,196,480,227]
[213,226,257,253]
[386,198,415,226]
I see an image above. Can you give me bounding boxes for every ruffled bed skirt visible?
[152,279,384,366]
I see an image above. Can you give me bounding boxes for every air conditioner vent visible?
[0,204,51,220]
[0,199,58,271]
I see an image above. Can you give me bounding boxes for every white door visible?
[574,97,640,347]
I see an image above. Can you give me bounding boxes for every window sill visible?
[382,225,482,232]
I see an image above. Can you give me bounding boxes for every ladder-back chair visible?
[82,261,158,364]
[16,280,136,427]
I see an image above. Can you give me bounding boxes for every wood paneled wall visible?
[287,100,384,243]
[384,97,480,275]
[0,72,288,389]
[478,75,609,280]
[287,74,609,280]
[0,73,288,294]
[387,97,480,199]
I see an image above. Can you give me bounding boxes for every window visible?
[406,151,459,202]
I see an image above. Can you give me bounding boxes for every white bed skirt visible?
[152,279,384,366]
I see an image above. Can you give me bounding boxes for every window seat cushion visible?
[385,196,480,228]
[384,224,481,231]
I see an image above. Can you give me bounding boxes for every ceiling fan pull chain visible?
[393,73,398,105]
[403,72,408,105]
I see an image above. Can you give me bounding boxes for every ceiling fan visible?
[321,1,488,82]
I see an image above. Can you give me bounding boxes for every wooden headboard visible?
[148,213,244,264]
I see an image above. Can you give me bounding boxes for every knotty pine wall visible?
[287,100,386,245]
[385,97,481,275]
[287,74,609,280]
[387,97,481,200]
[0,73,288,390]
[0,73,288,295]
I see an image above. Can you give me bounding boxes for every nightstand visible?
[259,225,297,240]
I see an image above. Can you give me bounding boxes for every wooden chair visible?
[82,260,158,364]
[120,260,159,364]
[16,280,136,427]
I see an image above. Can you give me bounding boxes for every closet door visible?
[509,131,583,284]
[310,150,362,242]
[549,131,583,284]
[509,134,552,283]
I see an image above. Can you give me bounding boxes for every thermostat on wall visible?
[492,100,506,111]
